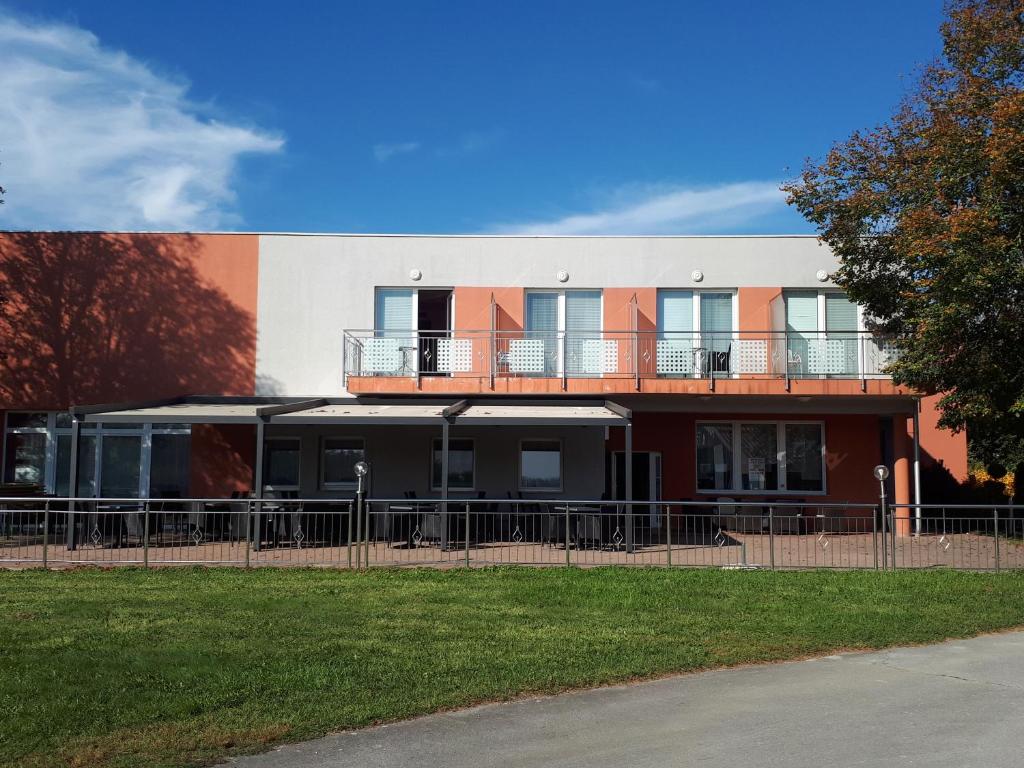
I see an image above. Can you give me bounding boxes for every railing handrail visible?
[343,328,895,337]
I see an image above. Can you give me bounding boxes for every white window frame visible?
[523,289,604,377]
[518,438,564,493]
[319,436,365,491]
[657,289,738,378]
[373,287,457,377]
[430,437,476,492]
[263,436,302,493]
[2,412,190,497]
[695,420,826,496]
[785,289,866,377]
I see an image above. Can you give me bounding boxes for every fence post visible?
[560,332,567,391]
[993,508,1000,572]
[872,508,878,570]
[768,506,775,570]
[565,504,571,566]
[143,501,150,569]
[880,501,888,571]
[42,500,50,569]
[347,501,353,569]
[465,502,471,568]
[244,502,251,569]
[666,505,672,567]
[890,508,897,571]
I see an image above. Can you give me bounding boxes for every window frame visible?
[517,438,564,493]
[262,436,302,493]
[319,436,366,491]
[429,437,476,492]
[656,289,738,378]
[523,289,604,377]
[2,411,190,497]
[694,420,826,496]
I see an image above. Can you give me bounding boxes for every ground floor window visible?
[431,438,475,490]
[2,412,190,497]
[519,439,562,491]
[321,437,365,490]
[263,438,301,492]
[696,421,824,494]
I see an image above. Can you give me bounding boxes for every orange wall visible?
[607,411,884,504]
[916,394,968,481]
[190,423,257,497]
[0,232,260,411]
[737,287,781,332]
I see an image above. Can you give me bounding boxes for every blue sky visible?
[0,1,945,234]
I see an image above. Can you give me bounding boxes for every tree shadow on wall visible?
[0,232,255,409]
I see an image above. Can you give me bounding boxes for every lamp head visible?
[354,461,369,478]
[873,465,890,482]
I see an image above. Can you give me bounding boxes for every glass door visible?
[564,290,601,376]
[785,291,818,376]
[525,292,560,376]
[699,293,733,376]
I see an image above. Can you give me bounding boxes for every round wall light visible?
[691,269,704,283]
[409,268,423,281]
[557,270,569,283]
[816,269,829,282]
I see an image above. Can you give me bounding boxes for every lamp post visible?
[874,465,890,570]
[355,461,369,569]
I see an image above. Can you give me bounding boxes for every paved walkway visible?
[227,630,1024,768]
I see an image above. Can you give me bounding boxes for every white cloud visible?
[0,13,283,230]
[491,181,786,235]
[373,141,420,162]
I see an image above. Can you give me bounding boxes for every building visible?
[0,231,967,539]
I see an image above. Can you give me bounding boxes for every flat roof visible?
[270,403,448,425]
[456,404,626,426]
[80,402,266,424]
[74,397,629,426]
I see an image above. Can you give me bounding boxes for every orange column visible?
[892,416,911,536]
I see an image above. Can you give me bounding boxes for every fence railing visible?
[3,497,1021,571]
[342,329,900,387]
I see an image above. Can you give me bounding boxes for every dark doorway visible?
[417,289,452,375]
[612,451,663,534]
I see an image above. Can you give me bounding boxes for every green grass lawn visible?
[2,567,1024,768]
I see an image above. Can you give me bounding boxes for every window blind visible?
[375,289,414,332]
[657,290,693,336]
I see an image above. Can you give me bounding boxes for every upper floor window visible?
[656,290,735,376]
[784,290,860,376]
[523,290,602,376]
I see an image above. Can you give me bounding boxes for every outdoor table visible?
[552,505,601,548]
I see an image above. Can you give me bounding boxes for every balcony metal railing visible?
[342,329,900,389]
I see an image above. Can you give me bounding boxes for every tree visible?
[784,0,1024,467]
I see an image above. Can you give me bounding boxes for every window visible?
[696,423,733,491]
[784,424,825,491]
[264,438,301,491]
[431,438,474,490]
[2,413,189,497]
[519,440,562,491]
[656,290,735,375]
[785,290,861,376]
[696,421,824,494]
[321,438,365,489]
[524,290,602,376]
[740,424,779,491]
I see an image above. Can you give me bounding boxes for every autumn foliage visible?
[785,0,1024,466]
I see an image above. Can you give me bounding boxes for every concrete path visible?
[228,631,1024,768]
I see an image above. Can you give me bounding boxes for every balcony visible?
[342,329,902,395]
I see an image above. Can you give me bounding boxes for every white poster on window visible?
[748,458,766,490]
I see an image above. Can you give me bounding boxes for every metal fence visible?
[342,329,900,389]
[2,497,1021,571]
